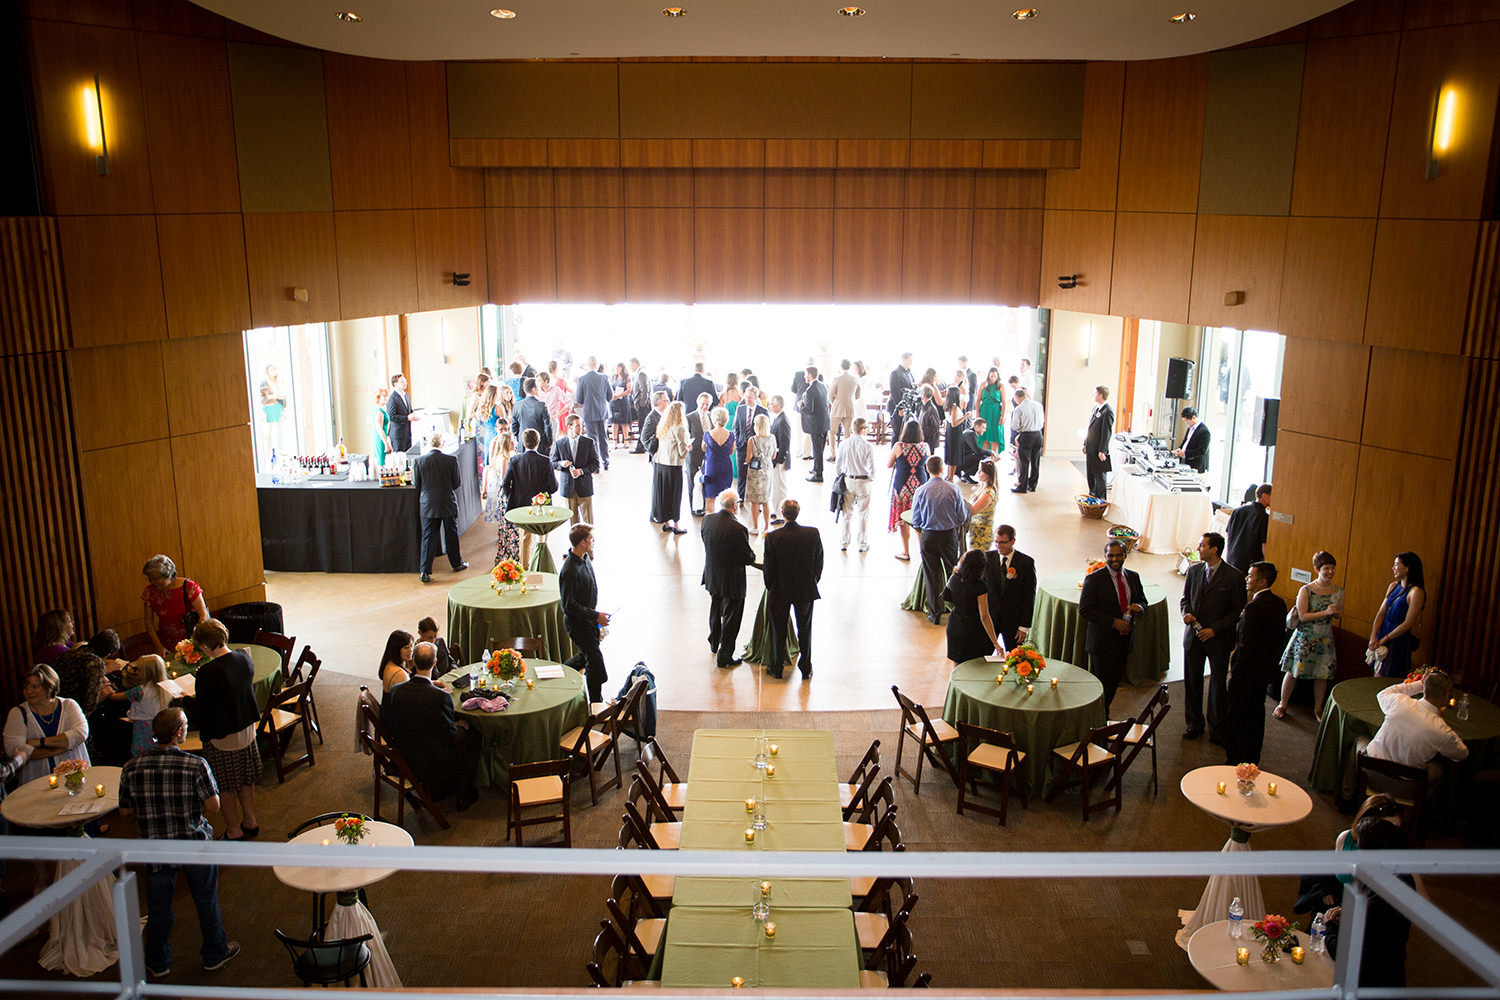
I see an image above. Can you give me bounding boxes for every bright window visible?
[244,323,335,470]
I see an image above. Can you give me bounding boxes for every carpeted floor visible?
[2,672,1496,993]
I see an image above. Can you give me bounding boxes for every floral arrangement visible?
[486,647,525,683]
[1405,667,1432,685]
[1004,643,1046,685]
[1235,762,1260,782]
[492,559,523,587]
[1084,559,1107,576]
[54,758,88,789]
[1250,913,1300,963]
[173,639,203,666]
[531,492,552,507]
[332,814,368,845]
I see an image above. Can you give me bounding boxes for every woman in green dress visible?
[720,372,741,477]
[978,367,1005,451]
[372,387,392,468]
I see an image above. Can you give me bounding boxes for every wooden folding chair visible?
[253,630,296,669]
[892,686,960,795]
[860,922,919,988]
[507,758,571,847]
[850,820,906,906]
[633,761,685,820]
[495,634,544,655]
[856,889,919,968]
[256,679,316,783]
[286,646,324,745]
[844,776,896,851]
[559,698,624,805]
[586,919,641,987]
[625,789,682,849]
[610,675,651,753]
[356,688,450,830]
[1046,721,1131,822]
[639,737,687,813]
[840,738,881,820]
[1357,750,1429,846]
[1108,684,1170,794]
[955,721,1028,826]
[606,873,667,972]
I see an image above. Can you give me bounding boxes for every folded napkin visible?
[462,695,509,713]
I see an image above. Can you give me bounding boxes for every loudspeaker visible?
[1165,357,1196,400]
[1255,397,1280,447]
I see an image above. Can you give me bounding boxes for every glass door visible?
[1196,326,1285,502]
[245,323,335,471]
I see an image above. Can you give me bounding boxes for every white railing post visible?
[111,867,142,999]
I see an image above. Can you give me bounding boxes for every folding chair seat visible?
[560,699,624,805]
[507,758,571,847]
[1046,721,1131,822]
[892,686,960,795]
[1107,683,1169,794]
[955,721,1027,826]
[840,738,881,819]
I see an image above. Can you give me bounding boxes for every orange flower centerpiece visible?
[1235,762,1260,796]
[491,558,525,595]
[54,758,88,795]
[1251,912,1300,964]
[1080,559,1107,587]
[486,647,526,690]
[531,491,551,514]
[172,638,203,670]
[332,813,368,845]
[1004,643,1046,687]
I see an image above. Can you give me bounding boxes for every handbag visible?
[1285,605,1302,630]
[748,457,763,470]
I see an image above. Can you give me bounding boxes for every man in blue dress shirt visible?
[910,455,969,625]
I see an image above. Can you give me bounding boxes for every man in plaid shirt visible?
[119,708,240,978]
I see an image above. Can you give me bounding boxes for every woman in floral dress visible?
[484,432,522,567]
[886,420,929,562]
[1275,549,1344,721]
[967,460,999,551]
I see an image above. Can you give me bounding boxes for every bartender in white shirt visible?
[834,417,876,553]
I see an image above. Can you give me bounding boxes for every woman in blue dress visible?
[1369,551,1424,678]
[701,406,735,514]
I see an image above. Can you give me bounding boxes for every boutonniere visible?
[1006,566,1017,579]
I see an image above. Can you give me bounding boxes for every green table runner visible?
[1030,571,1171,687]
[680,730,844,852]
[505,506,572,573]
[671,876,851,909]
[445,573,574,665]
[437,659,588,787]
[660,906,860,988]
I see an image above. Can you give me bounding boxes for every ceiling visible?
[194,0,1347,63]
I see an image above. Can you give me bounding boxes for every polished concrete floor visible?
[266,442,1187,712]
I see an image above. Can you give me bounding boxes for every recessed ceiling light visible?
[837,6,865,15]
[1169,11,1197,22]
[490,7,516,17]
[661,6,686,14]
[334,10,362,20]
[1011,8,1037,19]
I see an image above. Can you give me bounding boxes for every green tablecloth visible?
[445,573,574,664]
[1307,677,1500,793]
[680,730,845,852]
[671,876,851,909]
[176,643,282,711]
[1029,571,1171,687]
[438,659,588,787]
[660,906,860,988]
[941,657,1106,797]
[740,591,799,665]
[505,506,572,573]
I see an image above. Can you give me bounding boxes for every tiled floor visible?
[267,448,1187,711]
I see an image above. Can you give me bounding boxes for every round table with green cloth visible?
[941,657,1106,799]
[505,505,573,573]
[740,591,799,665]
[438,659,589,787]
[445,573,574,665]
[175,642,283,711]
[1029,571,1171,687]
[1307,676,1500,793]
[897,510,956,615]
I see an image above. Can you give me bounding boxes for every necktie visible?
[1206,564,1214,586]
[1114,570,1129,615]
[1000,557,1008,588]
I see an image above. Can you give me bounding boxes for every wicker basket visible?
[1076,495,1109,519]
[1109,527,1140,552]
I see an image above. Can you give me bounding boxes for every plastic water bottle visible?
[1458,694,1471,721]
[1228,896,1244,939]
[1309,913,1327,954]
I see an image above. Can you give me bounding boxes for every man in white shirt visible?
[1009,389,1045,493]
[834,417,875,552]
[1364,670,1468,783]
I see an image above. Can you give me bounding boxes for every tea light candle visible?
[1026,683,1034,694]
[996,674,1003,684]
[744,829,755,844]
[169,670,177,679]
[1050,677,1058,688]
[321,838,331,846]
[526,678,534,690]
[760,880,772,897]
[1267,782,1278,796]
[1217,781,1226,795]
[731,977,745,989]
[768,743,779,756]
[764,921,776,939]
[47,775,59,788]
[1236,948,1250,966]
[94,784,106,797]
[746,797,756,812]
[1291,946,1305,965]
[765,764,776,777]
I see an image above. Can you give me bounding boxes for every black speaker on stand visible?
[1163,357,1196,445]
[1255,397,1280,484]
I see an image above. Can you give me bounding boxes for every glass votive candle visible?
[760,880,772,897]
[1217,781,1226,795]
[1291,946,1305,965]
[1050,677,1058,688]
[94,784,106,798]
[764,921,776,939]
[744,829,755,844]
[996,674,1003,684]
[768,743,778,756]
[1267,782,1278,796]
[745,796,756,813]
[525,677,534,690]
[731,977,745,988]
[1026,683,1034,693]
[47,775,59,788]
[766,764,776,777]
[169,670,177,679]
[321,838,331,846]
[1236,948,1250,966]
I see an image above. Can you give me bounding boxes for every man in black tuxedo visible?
[573,356,613,471]
[889,352,916,425]
[501,428,557,567]
[768,395,792,524]
[512,377,553,454]
[732,383,769,497]
[797,367,831,482]
[954,418,996,483]
[1083,385,1114,499]
[1225,484,1272,573]
[413,434,467,583]
[1079,540,1148,713]
[385,373,418,454]
[628,358,650,452]
[385,642,479,810]
[1180,531,1246,743]
[1174,406,1211,473]
[686,391,715,516]
[918,385,943,455]
[679,363,716,418]
[982,524,1037,652]
[701,489,757,668]
[640,392,668,459]
[551,414,600,526]
[558,523,610,702]
[1224,562,1289,766]
[763,499,823,679]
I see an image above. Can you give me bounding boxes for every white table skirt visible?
[1109,472,1213,555]
[38,859,118,976]
[1175,836,1266,950]
[326,898,402,988]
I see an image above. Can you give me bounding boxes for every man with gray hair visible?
[700,489,758,668]
[386,641,479,811]
[414,433,466,583]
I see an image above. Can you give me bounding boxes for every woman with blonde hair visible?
[475,384,500,468]
[702,407,734,515]
[102,654,171,757]
[483,431,522,566]
[651,400,692,535]
[745,412,775,533]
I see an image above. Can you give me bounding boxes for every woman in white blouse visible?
[5,664,89,784]
[651,401,693,535]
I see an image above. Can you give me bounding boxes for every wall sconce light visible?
[1057,274,1078,290]
[452,272,472,287]
[1084,321,1094,368]
[288,287,309,302]
[1223,290,1244,306]
[1425,80,1458,181]
[81,74,109,175]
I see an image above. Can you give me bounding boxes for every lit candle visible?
[731,978,745,988]
[170,670,177,679]
[768,743,778,756]
[1267,782,1278,796]
[1217,781,1226,795]
[47,775,59,789]
[1050,677,1058,688]
[1450,697,1456,708]
[744,829,755,844]
[765,764,775,777]
[996,674,1003,684]
[94,784,106,797]
[1026,683,1034,693]
[321,838,331,846]
[526,678,534,690]
[1291,946,1305,965]
[746,797,756,813]
[760,880,772,897]
[764,921,776,939]
[1236,948,1250,966]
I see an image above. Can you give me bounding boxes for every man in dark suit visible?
[763,500,823,679]
[679,363,716,418]
[982,524,1037,652]
[732,383,769,497]
[1180,531,1246,743]
[768,395,792,524]
[798,366,831,482]
[501,428,557,567]
[1079,540,1148,713]
[686,391,715,516]
[551,414,600,526]
[790,363,811,460]
[1225,562,1289,766]
[1083,385,1115,499]
[512,377,553,455]
[628,358,650,452]
[558,523,610,702]
[1174,406,1211,473]
[574,356,613,471]
[385,642,479,810]
[918,385,943,455]
[640,392,668,459]
[1225,484,1272,572]
[413,434,467,583]
[889,352,916,424]
[701,489,757,668]
[386,373,417,454]
[954,418,996,483]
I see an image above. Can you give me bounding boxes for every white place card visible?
[533,665,565,679]
[58,800,106,816]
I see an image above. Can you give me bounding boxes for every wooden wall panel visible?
[1471,221,1500,359]
[21,0,133,27]
[625,208,693,303]
[335,210,419,319]
[909,140,982,169]
[1364,219,1478,355]
[1403,0,1500,29]
[1277,338,1369,441]
[835,170,906,209]
[324,54,413,211]
[901,209,972,303]
[1290,34,1400,218]
[485,207,556,304]
[135,31,241,214]
[156,213,251,338]
[1108,212,1195,323]
[694,208,764,303]
[1361,347,1466,459]
[25,20,155,215]
[1116,56,1209,213]
[227,43,334,214]
[484,168,554,208]
[980,139,1081,170]
[1277,217,1376,343]
[1039,210,1114,314]
[131,0,228,38]
[451,138,549,169]
[242,211,341,327]
[79,438,180,629]
[621,140,693,168]
[406,63,483,209]
[553,169,623,208]
[623,169,694,208]
[549,139,620,168]
[555,207,624,303]
[0,218,69,355]
[764,140,838,169]
[974,171,1045,209]
[170,425,262,601]
[414,208,488,311]
[695,169,764,208]
[764,209,833,303]
[693,140,764,168]
[969,209,1042,306]
[837,140,909,169]
[56,214,167,346]
[161,331,250,436]
[1187,214,1287,330]
[833,209,903,303]
[1263,430,1358,604]
[1346,446,1454,626]
[905,171,974,209]
[765,169,835,208]
[68,341,166,451]
[1046,62,1125,212]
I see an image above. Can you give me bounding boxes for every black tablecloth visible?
[258,438,481,573]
